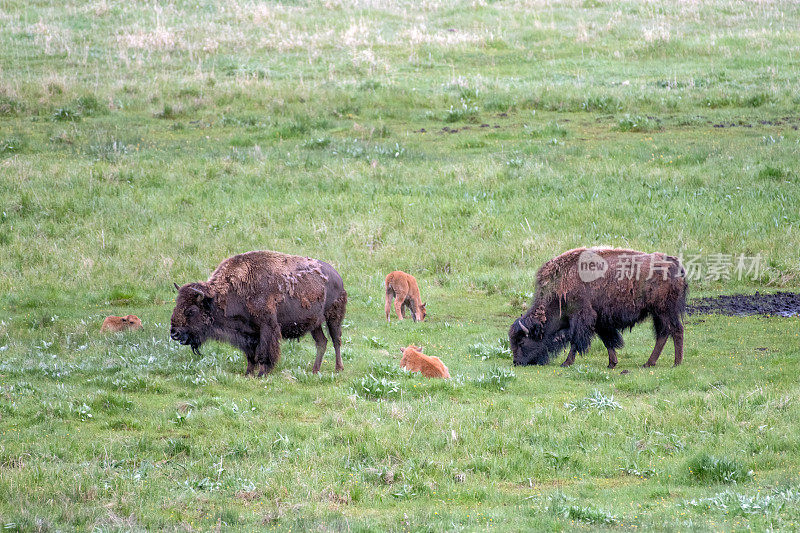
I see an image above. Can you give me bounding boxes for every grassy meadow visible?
[1,0,800,530]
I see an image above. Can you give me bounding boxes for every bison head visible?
[417,302,427,322]
[510,318,571,365]
[170,282,214,355]
[509,315,552,365]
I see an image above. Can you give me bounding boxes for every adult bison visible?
[509,248,687,368]
[170,251,347,376]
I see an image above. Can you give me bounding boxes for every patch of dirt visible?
[687,291,800,317]
[711,116,800,129]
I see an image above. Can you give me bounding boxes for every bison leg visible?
[406,300,418,322]
[245,352,256,376]
[606,349,618,369]
[672,325,684,366]
[561,309,596,368]
[643,336,669,367]
[310,326,328,374]
[394,294,406,320]
[560,347,577,367]
[597,329,624,369]
[326,290,347,372]
[327,320,344,372]
[385,291,393,323]
[255,316,281,377]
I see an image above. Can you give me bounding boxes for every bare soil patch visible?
[687,291,800,317]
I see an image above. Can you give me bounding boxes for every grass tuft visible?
[473,366,516,390]
[548,492,618,525]
[687,454,752,484]
[353,374,400,400]
[614,114,661,132]
[564,389,621,411]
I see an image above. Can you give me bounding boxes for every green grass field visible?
[2,0,800,530]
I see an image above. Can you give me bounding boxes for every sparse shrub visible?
[745,93,769,108]
[75,94,104,116]
[368,360,405,379]
[703,95,735,108]
[358,80,381,91]
[220,114,262,127]
[483,96,516,112]
[154,103,179,119]
[685,485,800,516]
[0,96,24,116]
[615,114,661,132]
[274,119,309,138]
[525,121,568,138]
[687,454,752,484]
[71,402,93,421]
[0,136,27,156]
[548,492,618,525]
[302,137,332,149]
[391,484,416,499]
[90,392,133,414]
[570,364,611,383]
[353,374,400,400]
[581,95,621,112]
[445,98,479,123]
[87,140,128,161]
[758,166,790,181]
[467,339,511,361]
[362,335,387,349]
[52,107,80,122]
[564,389,621,411]
[473,366,516,390]
[177,86,201,98]
[620,463,659,478]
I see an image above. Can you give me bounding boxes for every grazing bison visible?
[170,251,347,376]
[101,315,143,332]
[509,248,687,368]
[385,271,426,322]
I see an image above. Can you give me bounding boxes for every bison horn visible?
[189,286,206,301]
[173,282,180,292]
[518,320,530,335]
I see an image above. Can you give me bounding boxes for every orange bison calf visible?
[509,248,687,368]
[170,251,347,376]
[101,315,143,332]
[400,345,450,379]
[385,271,426,322]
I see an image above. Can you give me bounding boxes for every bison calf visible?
[509,248,687,368]
[399,345,450,379]
[170,250,347,376]
[385,271,426,322]
[101,315,143,332]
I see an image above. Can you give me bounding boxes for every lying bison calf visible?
[509,248,687,368]
[101,315,143,332]
[170,250,347,376]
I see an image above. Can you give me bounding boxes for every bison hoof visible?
[642,362,656,368]
[335,365,344,372]
[607,363,617,369]
[560,361,573,368]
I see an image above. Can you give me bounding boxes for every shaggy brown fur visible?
[399,345,450,379]
[509,247,687,368]
[385,271,426,322]
[170,251,347,376]
[101,315,143,332]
